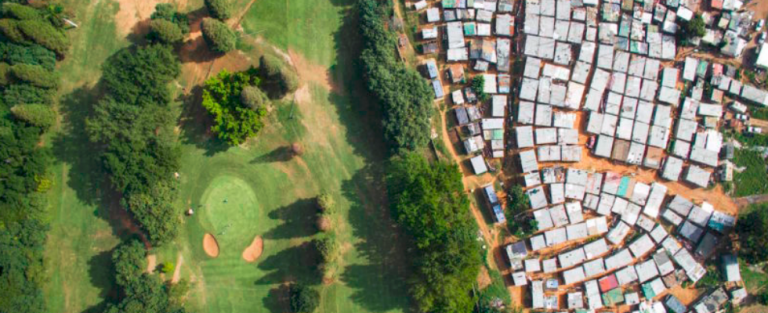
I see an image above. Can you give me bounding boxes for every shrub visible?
[0,19,28,44]
[161,262,175,273]
[239,85,269,110]
[10,104,56,129]
[289,283,320,313]
[200,18,235,53]
[17,19,69,56]
[204,0,232,20]
[2,3,41,20]
[316,193,334,213]
[259,55,300,96]
[148,19,184,44]
[10,63,58,88]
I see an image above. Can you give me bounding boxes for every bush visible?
[161,262,175,273]
[2,3,41,20]
[204,0,232,20]
[17,19,69,56]
[10,63,58,88]
[316,193,334,213]
[151,3,189,34]
[200,18,235,53]
[148,19,184,45]
[259,54,300,96]
[289,283,320,313]
[10,104,55,129]
[202,68,266,145]
[239,85,269,110]
[0,19,28,44]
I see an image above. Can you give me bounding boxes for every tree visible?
[258,54,299,96]
[472,75,488,101]
[148,19,184,45]
[289,283,320,313]
[201,68,266,145]
[161,262,175,273]
[2,3,41,21]
[680,14,706,41]
[200,18,235,53]
[0,19,28,44]
[4,83,54,105]
[204,0,232,20]
[101,44,180,106]
[0,42,57,70]
[10,104,56,129]
[737,204,768,263]
[316,193,334,213]
[239,85,269,110]
[16,19,69,56]
[112,239,147,293]
[10,63,58,88]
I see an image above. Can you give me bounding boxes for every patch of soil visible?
[203,233,220,258]
[172,253,184,283]
[288,50,339,93]
[477,266,492,289]
[114,0,170,36]
[147,254,157,273]
[242,235,263,262]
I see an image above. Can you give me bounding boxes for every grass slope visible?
[43,0,411,312]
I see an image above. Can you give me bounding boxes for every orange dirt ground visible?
[242,236,263,263]
[203,233,220,258]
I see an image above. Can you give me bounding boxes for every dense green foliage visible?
[259,55,299,96]
[738,204,768,263]
[151,3,189,34]
[0,4,67,312]
[104,240,188,313]
[679,14,706,44]
[202,68,267,145]
[204,0,233,20]
[472,76,489,102]
[101,44,180,106]
[16,19,69,56]
[201,18,235,53]
[358,0,433,152]
[386,153,482,313]
[10,63,58,88]
[733,149,768,197]
[289,283,320,313]
[10,104,55,128]
[148,19,184,45]
[0,41,56,70]
[505,185,536,237]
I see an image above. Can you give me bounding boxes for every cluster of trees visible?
[201,0,236,53]
[0,2,69,312]
[504,185,537,238]
[358,0,433,152]
[313,193,343,282]
[87,5,185,247]
[289,283,320,313]
[737,204,768,263]
[386,153,482,313]
[104,239,189,313]
[201,56,298,145]
[678,13,706,45]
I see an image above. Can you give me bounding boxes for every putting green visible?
[199,175,262,255]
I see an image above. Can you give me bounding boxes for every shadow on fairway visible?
[262,198,318,239]
[262,283,291,313]
[255,241,321,286]
[80,248,117,313]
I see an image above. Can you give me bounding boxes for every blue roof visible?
[484,185,499,204]
[493,204,506,223]
[432,79,444,98]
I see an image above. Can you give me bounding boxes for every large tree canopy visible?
[738,205,768,263]
[386,153,482,313]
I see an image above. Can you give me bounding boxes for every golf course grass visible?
[42,0,412,312]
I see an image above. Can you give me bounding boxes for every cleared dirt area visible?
[203,233,220,258]
[242,236,263,263]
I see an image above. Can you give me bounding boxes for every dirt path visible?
[172,253,184,283]
[735,193,768,208]
[147,254,157,273]
[749,118,768,129]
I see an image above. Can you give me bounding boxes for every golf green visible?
[199,175,263,257]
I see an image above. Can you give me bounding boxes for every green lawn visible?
[43,0,411,312]
[733,149,768,197]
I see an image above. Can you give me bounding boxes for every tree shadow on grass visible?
[340,165,413,312]
[261,198,318,240]
[254,241,321,286]
[250,145,294,163]
[80,248,117,313]
[176,85,230,156]
[262,283,291,313]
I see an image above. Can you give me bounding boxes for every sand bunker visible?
[203,233,220,258]
[242,236,263,263]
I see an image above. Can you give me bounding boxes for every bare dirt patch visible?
[288,50,340,93]
[242,235,263,262]
[203,233,220,258]
[147,254,157,273]
[477,265,492,289]
[172,253,184,283]
[114,0,171,37]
